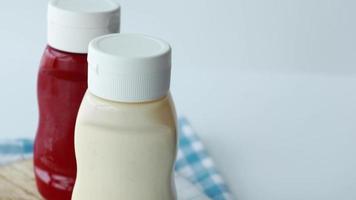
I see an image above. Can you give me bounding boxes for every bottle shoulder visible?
[38,45,88,81]
[77,91,177,129]
[39,45,88,71]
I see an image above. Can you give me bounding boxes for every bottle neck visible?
[47,45,88,55]
[87,90,170,105]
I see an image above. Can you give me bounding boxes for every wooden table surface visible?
[0,160,41,200]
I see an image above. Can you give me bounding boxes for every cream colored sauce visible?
[72,91,177,200]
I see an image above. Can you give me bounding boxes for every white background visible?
[1,0,356,199]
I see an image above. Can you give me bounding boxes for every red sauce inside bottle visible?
[34,45,87,200]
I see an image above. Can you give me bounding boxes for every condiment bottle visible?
[34,1,120,199]
[72,33,177,200]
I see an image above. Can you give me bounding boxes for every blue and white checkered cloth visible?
[176,118,233,200]
[0,117,233,200]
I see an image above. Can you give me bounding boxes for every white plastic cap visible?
[88,33,172,103]
[48,0,120,53]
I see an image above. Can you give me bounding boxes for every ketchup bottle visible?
[34,0,120,199]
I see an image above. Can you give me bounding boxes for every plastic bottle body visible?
[72,91,177,200]
[34,45,87,200]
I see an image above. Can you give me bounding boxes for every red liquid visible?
[34,46,87,200]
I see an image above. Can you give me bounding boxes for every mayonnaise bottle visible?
[72,33,177,200]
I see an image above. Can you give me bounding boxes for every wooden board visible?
[0,160,41,200]
[0,160,210,200]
